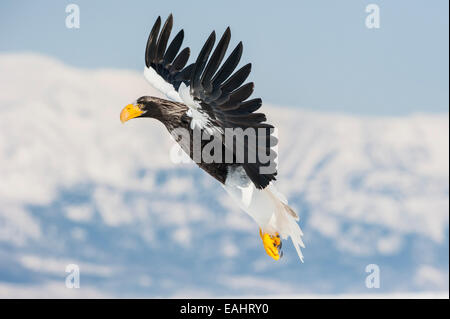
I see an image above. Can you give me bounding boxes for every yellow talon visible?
[259,229,282,260]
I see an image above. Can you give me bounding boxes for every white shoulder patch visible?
[143,66,182,103]
[143,69,221,135]
[179,83,219,134]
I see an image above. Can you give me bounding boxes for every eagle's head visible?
[120,96,159,123]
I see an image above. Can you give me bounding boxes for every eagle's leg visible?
[259,229,282,260]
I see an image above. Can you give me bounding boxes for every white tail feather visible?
[265,187,305,262]
[223,166,305,262]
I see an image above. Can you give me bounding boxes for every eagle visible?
[120,15,305,261]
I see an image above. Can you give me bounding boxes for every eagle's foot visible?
[259,229,283,260]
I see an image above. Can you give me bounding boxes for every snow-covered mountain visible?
[0,53,448,298]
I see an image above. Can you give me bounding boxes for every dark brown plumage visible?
[136,96,239,184]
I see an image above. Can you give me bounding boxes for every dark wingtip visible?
[241,63,252,75]
[235,41,243,56]
[153,16,162,31]
[206,31,216,49]
[210,30,216,41]
[223,27,231,42]
[145,16,162,67]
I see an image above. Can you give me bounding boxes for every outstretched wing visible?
[186,28,278,189]
[144,15,277,189]
[144,14,194,102]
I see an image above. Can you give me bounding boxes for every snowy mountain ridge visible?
[0,53,448,297]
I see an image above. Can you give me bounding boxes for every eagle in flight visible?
[120,15,305,261]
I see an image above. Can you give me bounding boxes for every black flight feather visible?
[145,16,161,67]
[155,15,173,63]
[201,28,231,92]
[211,42,243,89]
[191,31,216,96]
[169,47,190,73]
[163,30,183,66]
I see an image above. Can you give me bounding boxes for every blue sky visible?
[0,0,448,115]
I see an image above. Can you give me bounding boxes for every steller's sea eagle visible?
[120,15,305,261]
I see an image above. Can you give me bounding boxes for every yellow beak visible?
[120,104,143,123]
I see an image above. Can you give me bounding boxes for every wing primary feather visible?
[145,16,161,67]
[225,112,266,125]
[170,47,190,73]
[220,63,252,94]
[201,27,231,92]
[226,98,262,115]
[174,63,195,83]
[163,29,184,66]
[156,14,173,63]
[219,82,254,109]
[211,42,243,89]
[191,31,216,95]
